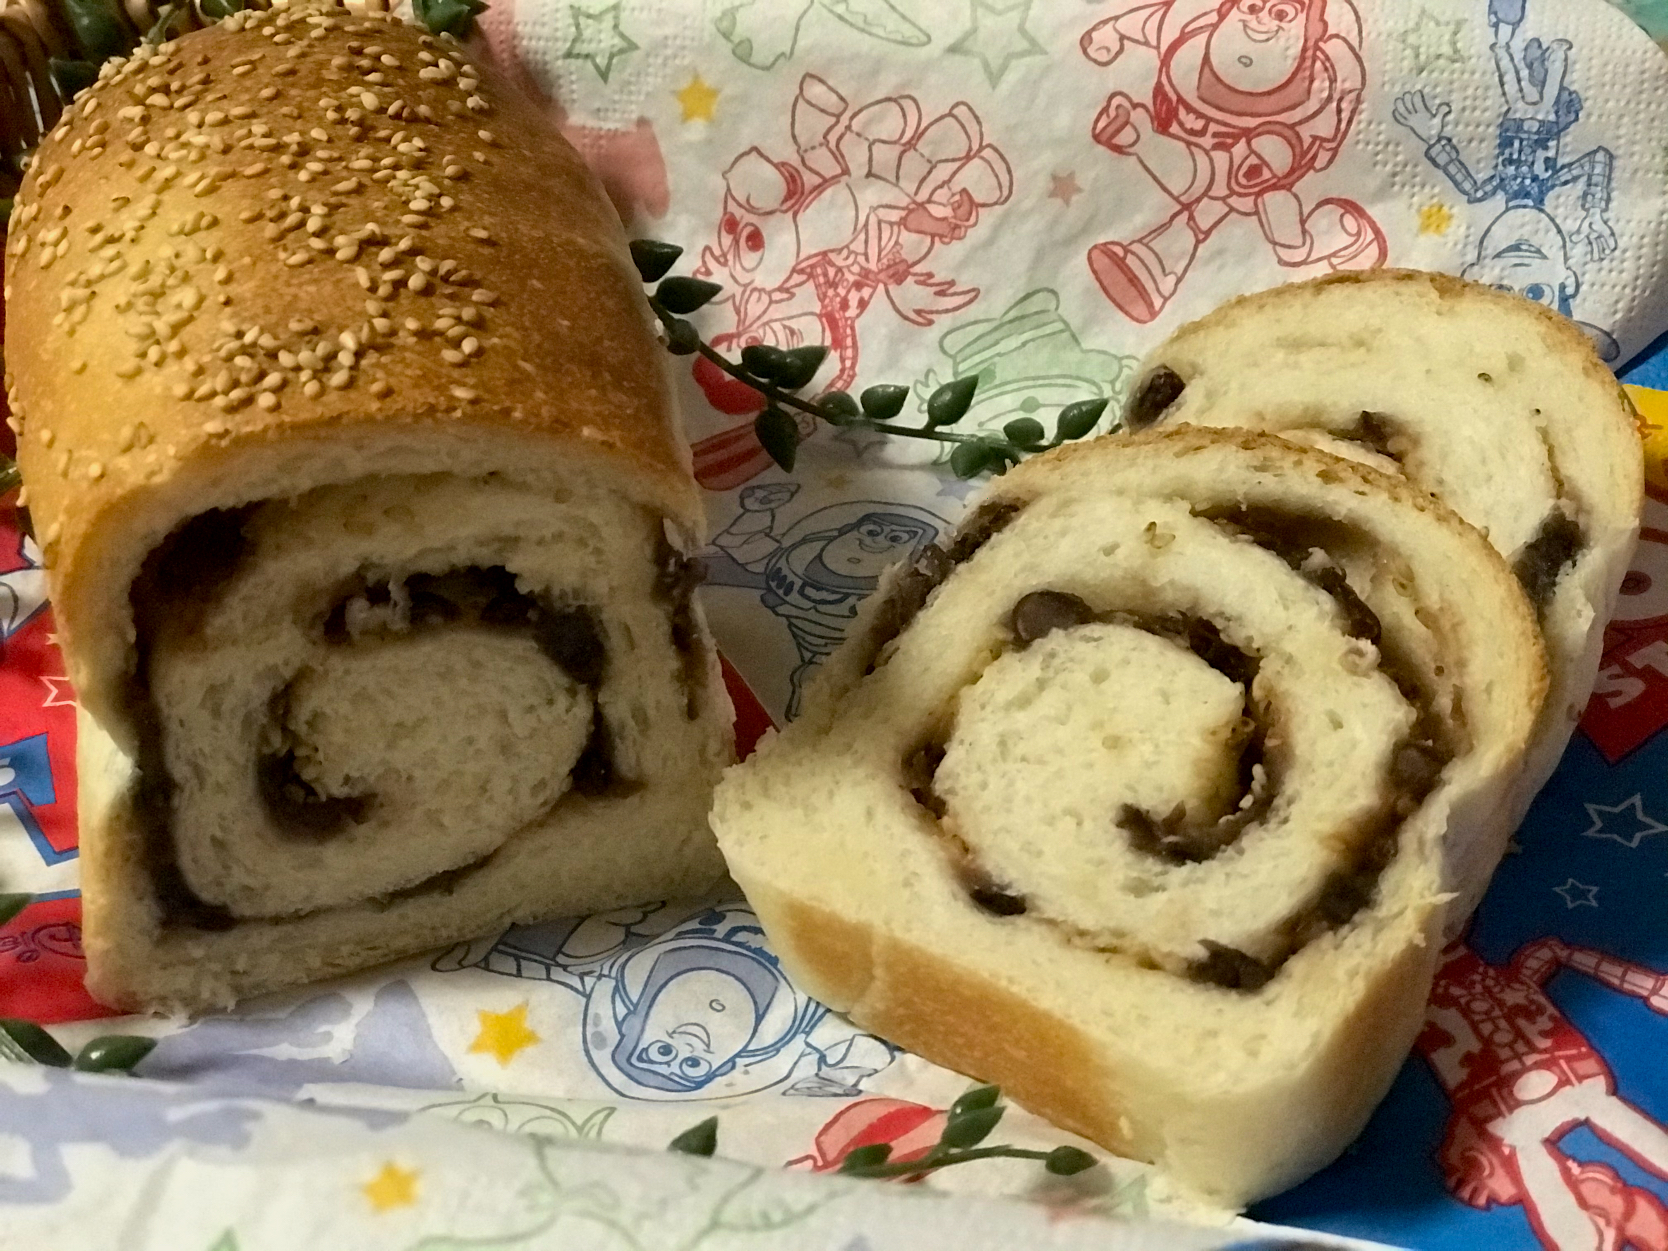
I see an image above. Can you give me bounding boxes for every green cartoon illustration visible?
[714,0,928,72]
[912,288,1138,457]
[417,1092,618,1142]
[407,1138,839,1251]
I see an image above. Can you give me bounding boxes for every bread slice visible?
[1122,271,1642,920]
[6,0,730,1011]
[711,427,1547,1206]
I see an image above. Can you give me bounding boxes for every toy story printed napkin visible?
[8,2,1668,1249]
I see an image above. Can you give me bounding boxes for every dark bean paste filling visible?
[1010,592,1274,868]
[900,508,1460,992]
[654,534,708,719]
[862,500,1025,674]
[1124,365,1186,431]
[1514,509,1585,614]
[1347,410,1404,462]
[128,508,255,932]
[314,565,628,808]
[126,514,639,932]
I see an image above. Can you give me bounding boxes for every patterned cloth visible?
[6,1,1668,1248]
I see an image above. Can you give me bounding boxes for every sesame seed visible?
[298,350,324,370]
[372,317,393,334]
[87,462,105,481]
[472,290,497,305]
[450,386,477,401]
[355,266,372,288]
[442,349,465,365]
[408,272,428,293]
[340,331,360,351]
[257,392,279,411]
[303,379,323,398]
[203,420,228,434]
[328,369,353,389]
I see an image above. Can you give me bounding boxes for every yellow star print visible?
[1418,202,1454,236]
[469,1001,541,1066]
[676,74,719,123]
[362,1162,419,1213]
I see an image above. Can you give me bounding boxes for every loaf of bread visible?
[711,427,1547,1206]
[1122,272,1642,921]
[3,0,730,1012]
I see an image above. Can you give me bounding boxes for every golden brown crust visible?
[778,897,1141,1160]
[4,0,696,572]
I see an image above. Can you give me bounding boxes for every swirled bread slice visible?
[7,1,731,1012]
[1122,271,1641,920]
[711,428,1546,1206]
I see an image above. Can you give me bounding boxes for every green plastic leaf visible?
[664,318,699,356]
[818,391,860,426]
[655,276,723,316]
[838,1143,893,1173]
[1002,416,1046,448]
[949,440,992,479]
[739,344,789,382]
[1044,1145,1098,1176]
[859,385,908,421]
[940,1104,1004,1149]
[0,1019,72,1066]
[949,1084,1001,1119]
[754,407,799,473]
[48,58,99,102]
[143,3,182,45]
[411,0,487,38]
[62,0,136,62]
[926,376,979,427]
[0,894,29,927]
[772,346,828,392]
[1056,398,1109,442]
[629,239,683,284]
[667,1115,718,1157]
[197,0,246,19]
[73,1034,157,1073]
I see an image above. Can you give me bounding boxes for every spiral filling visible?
[122,474,701,928]
[882,498,1458,990]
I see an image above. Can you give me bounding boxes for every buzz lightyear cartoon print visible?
[435,901,897,1102]
[1079,0,1386,326]
[687,72,1013,491]
[1392,0,1621,360]
[703,490,947,719]
[1418,938,1668,1251]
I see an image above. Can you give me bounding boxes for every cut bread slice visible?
[1122,271,1641,921]
[711,427,1547,1206]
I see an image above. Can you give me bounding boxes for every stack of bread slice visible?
[711,272,1642,1206]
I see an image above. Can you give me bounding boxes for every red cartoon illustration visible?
[1079,0,1385,324]
[788,1096,949,1175]
[688,73,1013,490]
[1418,938,1668,1251]
[1585,491,1668,763]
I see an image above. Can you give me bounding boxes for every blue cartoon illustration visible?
[0,1065,260,1203]
[435,900,897,1102]
[1392,0,1620,359]
[138,979,460,1104]
[0,532,48,647]
[704,491,947,718]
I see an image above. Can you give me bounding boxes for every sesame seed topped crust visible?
[4,0,698,719]
[0,0,690,607]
